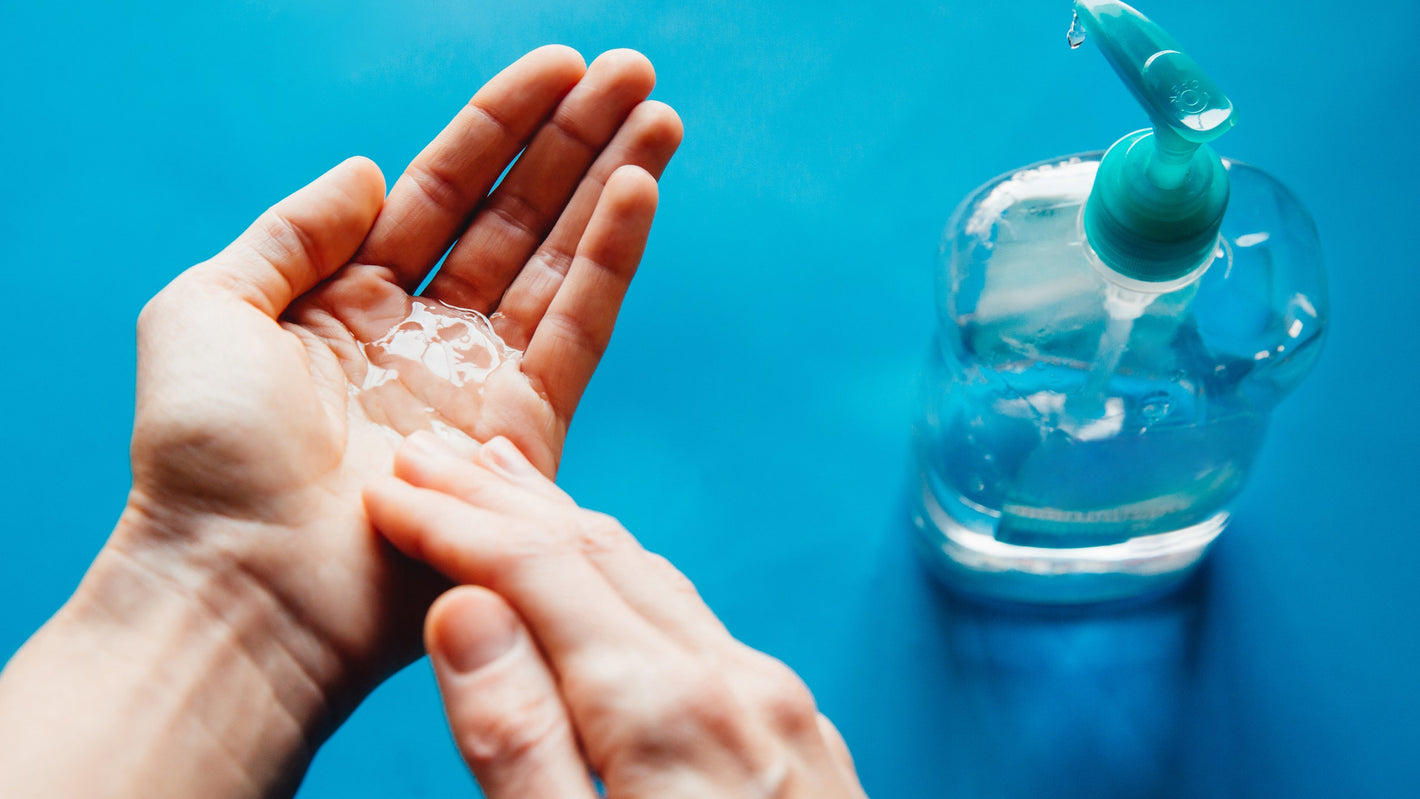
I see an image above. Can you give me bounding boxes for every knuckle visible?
[568,654,791,784]
[256,209,322,275]
[406,161,466,216]
[745,653,820,736]
[570,655,734,740]
[468,100,515,142]
[454,688,568,771]
[654,663,736,727]
[644,552,701,600]
[480,521,563,576]
[487,192,543,240]
[599,661,744,763]
[572,511,637,556]
[500,529,567,572]
[559,648,641,711]
[547,107,601,155]
[541,308,610,360]
[528,242,575,280]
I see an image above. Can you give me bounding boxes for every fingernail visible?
[481,437,541,480]
[438,593,520,674]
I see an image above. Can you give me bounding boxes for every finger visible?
[402,432,577,507]
[354,46,587,291]
[395,434,731,644]
[364,476,662,664]
[425,50,657,311]
[490,100,682,349]
[192,156,385,318]
[522,165,659,423]
[426,587,599,799]
[816,713,860,781]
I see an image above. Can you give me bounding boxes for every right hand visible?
[364,433,868,798]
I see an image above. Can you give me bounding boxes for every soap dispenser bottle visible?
[913,0,1328,604]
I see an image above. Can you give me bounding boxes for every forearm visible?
[0,512,332,799]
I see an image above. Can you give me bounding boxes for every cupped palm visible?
[119,46,681,718]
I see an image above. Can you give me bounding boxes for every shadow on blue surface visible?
[929,566,1208,798]
[840,501,1237,799]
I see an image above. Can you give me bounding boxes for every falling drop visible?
[1067,10,1087,49]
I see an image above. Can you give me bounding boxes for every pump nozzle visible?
[1076,1,1236,284]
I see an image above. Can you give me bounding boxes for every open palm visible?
[119,47,681,721]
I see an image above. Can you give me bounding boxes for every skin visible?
[0,44,865,799]
[366,432,869,799]
[0,46,681,799]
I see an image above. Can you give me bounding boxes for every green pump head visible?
[1076,0,1236,284]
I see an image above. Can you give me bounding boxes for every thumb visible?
[426,586,598,799]
[192,156,385,317]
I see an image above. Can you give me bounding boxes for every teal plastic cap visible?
[1076,0,1236,283]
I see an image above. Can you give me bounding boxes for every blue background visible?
[3,1,1418,796]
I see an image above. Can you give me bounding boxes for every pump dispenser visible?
[912,1,1328,604]
[1079,0,1235,285]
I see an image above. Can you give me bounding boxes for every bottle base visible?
[913,478,1225,605]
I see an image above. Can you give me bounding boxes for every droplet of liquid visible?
[1140,390,1172,424]
[1067,10,1087,49]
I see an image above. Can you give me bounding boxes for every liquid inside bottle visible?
[914,155,1326,603]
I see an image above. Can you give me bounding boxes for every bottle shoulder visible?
[936,156,1328,401]
[946,153,1104,243]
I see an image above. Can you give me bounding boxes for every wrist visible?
[0,502,340,799]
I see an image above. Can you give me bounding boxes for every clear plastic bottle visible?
[912,2,1328,603]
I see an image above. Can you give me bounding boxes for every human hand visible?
[0,48,681,797]
[364,434,868,798]
[121,45,676,697]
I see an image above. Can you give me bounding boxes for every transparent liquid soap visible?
[912,0,1328,604]
[913,156,1327,604]
[348,298,522,449]
[1067,283,1153,419]
[358,300,518,391]
[1067,11,1087,49]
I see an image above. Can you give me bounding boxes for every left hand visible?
[125,46,678,699]
[0,46,680,799]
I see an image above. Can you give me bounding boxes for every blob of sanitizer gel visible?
[911,1,1327,603]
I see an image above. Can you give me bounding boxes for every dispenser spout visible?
[1076,0,1237,284]
[1074,1,1235,189]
